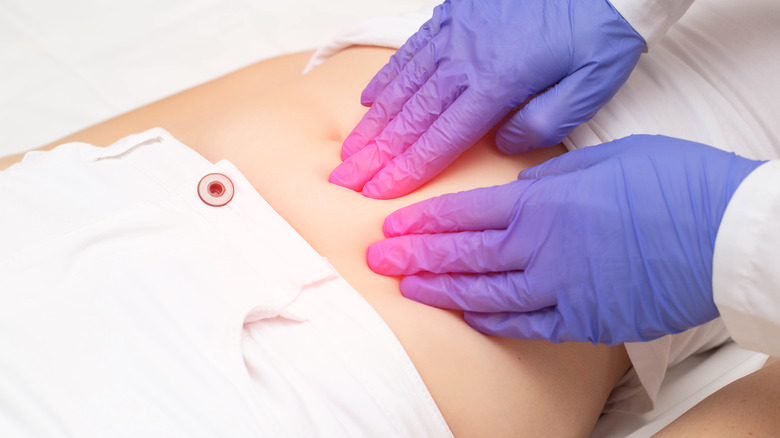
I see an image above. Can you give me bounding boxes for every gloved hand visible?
[366,135,765,344]
[329,0,645,199]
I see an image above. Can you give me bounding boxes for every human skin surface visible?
[0,47,632,437]
[654,358,780,436]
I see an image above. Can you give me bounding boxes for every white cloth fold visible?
[714,160,780,358]
[0,128,453,437]
[608,0,695,47]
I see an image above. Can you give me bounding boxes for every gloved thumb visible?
[495,66,613,155]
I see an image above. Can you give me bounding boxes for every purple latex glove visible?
[366,135,765,344]
[329,0,645,199]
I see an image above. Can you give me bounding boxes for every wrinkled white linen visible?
[0,128,452,437]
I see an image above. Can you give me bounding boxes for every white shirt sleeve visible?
[608,0,695,47]
[713,160,780,357]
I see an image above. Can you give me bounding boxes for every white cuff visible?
[608,0,695,48]
[713,160,780,357]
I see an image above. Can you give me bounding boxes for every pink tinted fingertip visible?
[330,142,391,192]
[361,78,383,106]
[342,105,391,160]
[361,179,392,200]
[341,132,364,161]
[365,243,383,273]
[328,161,365,192]
[382,201,429,237]
[366,241,406,276]
[361,168,416,200]
[382,210,404,237]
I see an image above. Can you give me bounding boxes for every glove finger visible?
[366,228,529,276]
[341,42,438,160]
[382,182,525,237]
[400,271,556,313]
[361,90,508,199]
[495,65,616,155]
[331,66,466,192]
[360,12,442,106]
[464,309,574,343]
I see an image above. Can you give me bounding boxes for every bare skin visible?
[2,47,633,437]
[655,357,780,437]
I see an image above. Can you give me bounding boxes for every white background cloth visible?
[609,0,694,46]
[714,161,780,357]
[0,0,427,157]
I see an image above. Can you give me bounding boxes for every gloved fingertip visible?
[382,214,401,238]
[341,137,362,161]
[398,275,421,299]
[365,241,404,276]
[515,166,541,180]
[341,123,376,160]
[360,79,383,107]
[494,130,535,155]
[403,274,462,307]
[360,94,376,108]
[328,162,364,192]
[495,103,570,154]
[360,183,382,199]
[365,243,383,274]
[360,92,376,108]
[462,312,502,335]
[361,177,403,200]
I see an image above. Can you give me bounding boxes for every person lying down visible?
[2,0,780,435]
[0,48,630,436]
[1,45,776,438]
[0,47,630,437]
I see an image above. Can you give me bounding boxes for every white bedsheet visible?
[0,1,771,437]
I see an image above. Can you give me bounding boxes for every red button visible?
[198,173,234,207]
